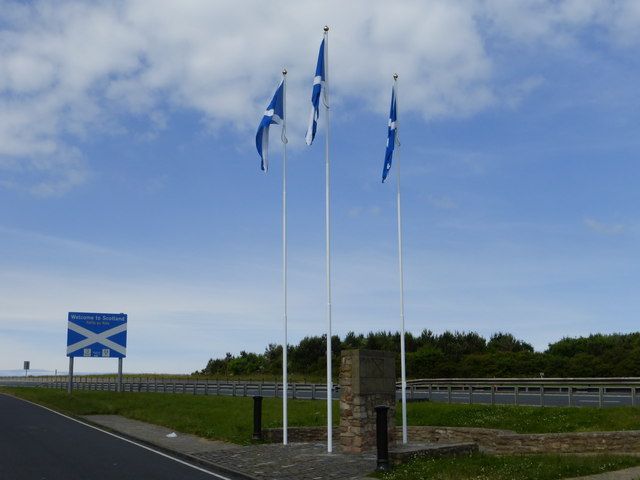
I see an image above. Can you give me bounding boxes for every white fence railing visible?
[403,378,640,407]
[0,377,334,400]
[3,376,640,408]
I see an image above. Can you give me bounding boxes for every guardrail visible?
[407,377,640,386]
[0,377,334,400]
[403,378,640,408]
[3,376,640,408]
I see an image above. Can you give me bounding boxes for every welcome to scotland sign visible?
[66,312,127,358]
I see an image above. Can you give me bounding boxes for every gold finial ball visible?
[324,25,329,32]
[283,68,288,75]
[393,73,399,80]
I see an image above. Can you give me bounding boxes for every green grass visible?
[6,386,640,444]
[1,387,337,444]
[7,387,640,479]
[404,401,640,433]
[372,452,640,480]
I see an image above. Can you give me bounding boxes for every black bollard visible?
[252,396,263,441]
[375,405,390,472]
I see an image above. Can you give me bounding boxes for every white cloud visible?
[0,225,122,256]
[479,0,640,47]
[584,217,625,236]
[2,0,640,194]
[1,216,639,370]
[503,75,545,109]
[427,194,458,210]
[0,146,87,196]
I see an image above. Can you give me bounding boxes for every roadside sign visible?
[23,361,30,370]
[67,312,127,358]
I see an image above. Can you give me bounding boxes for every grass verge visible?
[372,452,640,480]
[405,401,640,433]
[0,387,337,445]
[6,387,640,442]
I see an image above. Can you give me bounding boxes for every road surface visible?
[0,394,240,480]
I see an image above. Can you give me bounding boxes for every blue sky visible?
[1,1,639,374]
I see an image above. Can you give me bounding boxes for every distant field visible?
[4,387,640,445]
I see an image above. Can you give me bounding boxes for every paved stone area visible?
[83,415,640,480]
[84,414,236,454]
[192,443,376,480]
[84,415,376,479]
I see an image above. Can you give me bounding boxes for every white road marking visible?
[4,394,232,480]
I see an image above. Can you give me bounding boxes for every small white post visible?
[282,68,289,447]
[322,25,333,454]
[392,74,408,445]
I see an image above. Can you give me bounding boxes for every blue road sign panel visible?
[67,312,127,358]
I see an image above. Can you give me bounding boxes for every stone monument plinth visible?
[339,349,396,453]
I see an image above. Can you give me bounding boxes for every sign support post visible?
[118,358,123,392]
[66,312,127,394]
[68,357,74,394]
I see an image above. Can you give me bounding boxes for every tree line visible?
[196,331,640,379]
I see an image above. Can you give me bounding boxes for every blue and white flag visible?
[382,83,398,183]
[305,38,326,146]
[256,79,286,172]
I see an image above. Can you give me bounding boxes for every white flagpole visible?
[282,68,289,446]
[322,25,333,454]
[394,74,408,445]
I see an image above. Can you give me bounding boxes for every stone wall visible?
[263,425,640,455]
[340,349,396,453]
[402,426,640,454]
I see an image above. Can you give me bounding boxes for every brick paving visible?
[84,414,235,454]
[193,443,376,480]
[85,415,376,479]
[84,415,640,480]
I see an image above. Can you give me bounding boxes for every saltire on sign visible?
[66,312,127,358]
[382,80,398,182]
[305,37,326,146]
[256,79,286,172]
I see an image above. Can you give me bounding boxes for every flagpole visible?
[322,25,333,454]
[282,68,289,446]
[394,73,408,444]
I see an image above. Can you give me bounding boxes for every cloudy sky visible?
[1,0,639,374]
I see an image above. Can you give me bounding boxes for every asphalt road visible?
[0,394,238,480]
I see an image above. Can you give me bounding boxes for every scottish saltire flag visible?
[382,83,398,183]
[256,80,285,172]
[305,38,326,146]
